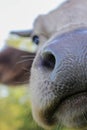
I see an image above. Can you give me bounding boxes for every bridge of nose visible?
[43,28,87,61]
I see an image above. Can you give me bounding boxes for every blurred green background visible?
[0,35,44,130]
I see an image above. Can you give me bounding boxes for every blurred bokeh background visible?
[0,0,69,130]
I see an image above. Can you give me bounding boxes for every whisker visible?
[56,124,59,130]
[13,80,29,84]
[56,122,63,130]
[21,55,35,58]
[57,124,61,130]
[22,67,30,72]
[16,59,33,64]
[82,111,87,123]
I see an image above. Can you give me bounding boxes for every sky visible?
[0,0,66,49]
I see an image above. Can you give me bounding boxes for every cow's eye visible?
[32,35,39,45]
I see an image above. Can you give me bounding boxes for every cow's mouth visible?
[57,91,87,128]
[41,90,87,128]
[58,91,87,108]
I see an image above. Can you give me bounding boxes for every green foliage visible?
[0,33,44,130]
[0,86,44,130]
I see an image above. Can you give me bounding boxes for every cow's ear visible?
[0,46,35,85]
[10,29,32,37]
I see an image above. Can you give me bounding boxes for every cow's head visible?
[0,0,87,129]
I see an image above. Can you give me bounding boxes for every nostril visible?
[41,52,56,70]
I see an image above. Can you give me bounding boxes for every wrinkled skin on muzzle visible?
[30,28,87,129]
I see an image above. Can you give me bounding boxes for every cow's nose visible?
[40,43,62,81]
[40,41,66,81]
[40,28,87,81]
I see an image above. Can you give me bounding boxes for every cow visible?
[0,0,87,129]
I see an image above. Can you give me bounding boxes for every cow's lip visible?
[42,90,87,126]
[58,90,87,107]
